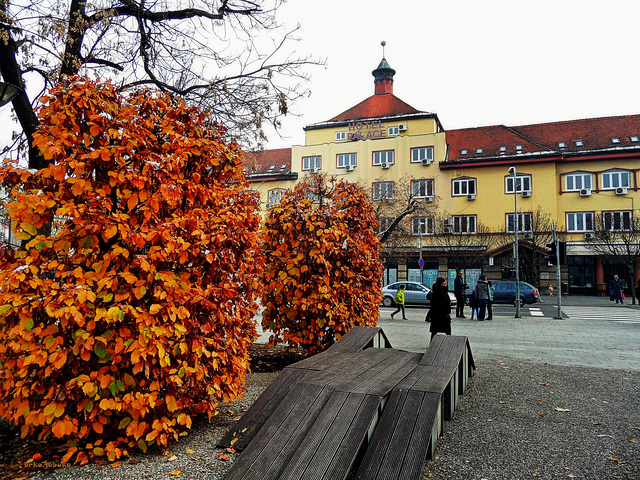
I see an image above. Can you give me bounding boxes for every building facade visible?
[245,56,640,296]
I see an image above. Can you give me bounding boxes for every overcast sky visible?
[265,0,640,149]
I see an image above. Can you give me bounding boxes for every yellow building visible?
[246,55,640,297]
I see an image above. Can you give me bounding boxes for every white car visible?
[382,281,457,307]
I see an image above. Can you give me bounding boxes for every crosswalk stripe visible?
[561,306,640,323]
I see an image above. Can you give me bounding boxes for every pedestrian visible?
[609,275,624,305]
[390,284,407,319]
[454,270,468,318]
[474,274,490,320]
[486,280,495,320]
[469,289,480,320]
[428,276,451,341]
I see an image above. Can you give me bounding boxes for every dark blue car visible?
[466,281,541,307]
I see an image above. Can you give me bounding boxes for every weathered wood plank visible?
[218,366,307,449]
[223,383,332,480]
[277,391,353,480]
[354,388,408,480]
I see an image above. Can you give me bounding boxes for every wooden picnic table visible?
[219,327,475,480]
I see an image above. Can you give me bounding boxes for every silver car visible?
[382,281,457,307]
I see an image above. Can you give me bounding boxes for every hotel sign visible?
[347,119,387,141]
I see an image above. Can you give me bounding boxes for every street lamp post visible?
[508,166,521,318]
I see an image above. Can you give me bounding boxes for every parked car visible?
[382,281,457,307]
[466,281,541,307]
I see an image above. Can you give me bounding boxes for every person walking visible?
[454,270,468,318]
[391,284,407,319]
[428,277,451,341]
[610,275,624,305]
[474,274,490,320]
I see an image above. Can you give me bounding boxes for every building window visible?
[337,153,357,169]
[373,150,395,166]
[378,217,393,234]
[410,146,434,163]
[475,148,484,155]
[388,126,399,136]
[601,170,630,189]
[411,179,434,198]
[505,173,532,194]
[611,137,621,144]
[558,141,567,149]
[268,165,276,172]
[267,188,286,206]
[335,131,346,141]
[411,217,434,235]
[499,146,507,154]
[603,211,632,231]
[506,212,533,233]
[460,149,468,156]
[575,140,584,147]
[452,177,476,196]
[567,212,594,232]
[515,144,524,153]
[302,156,321,171]
[565,172,593,191]
[452,215,477,234]
[372,181,394,201]
[630,135,639,143]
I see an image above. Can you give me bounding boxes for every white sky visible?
[265,0,640,149]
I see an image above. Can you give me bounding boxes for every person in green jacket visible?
[391,284,407,320]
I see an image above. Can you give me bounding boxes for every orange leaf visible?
[93,422,104,434]
[128,192,139,211]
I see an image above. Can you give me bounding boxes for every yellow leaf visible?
[103,225,117,241]
[169,471,182,477]
[186,449,196,454]
[166,395,178,412]
[168,454,178,462]
[149,304,162,315]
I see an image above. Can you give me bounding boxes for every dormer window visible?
[279,164,287,171]
[268,165,276,172]
[515,145,524,153]
[558,142,566,149]
[575,140,584,147]
[611,137,621,144]
[475,148,484,155]
[630,135,640,143]
[499,146,507,154]
[460,149,468,156]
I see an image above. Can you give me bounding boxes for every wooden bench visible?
[219,329,474,480]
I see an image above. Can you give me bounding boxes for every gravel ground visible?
[21,360,640,480]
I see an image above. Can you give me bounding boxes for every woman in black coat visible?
[428,276,452,341]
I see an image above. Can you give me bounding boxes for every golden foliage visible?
[261,175,383,354]
[0,77,263,463]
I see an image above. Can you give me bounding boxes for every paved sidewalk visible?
[257,297,640,371]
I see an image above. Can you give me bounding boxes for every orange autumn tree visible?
[0,77,263,464]
[261,175,382,354]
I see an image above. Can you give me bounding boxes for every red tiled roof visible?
[446,114,640,161]
[243,148,292,175]
[328,94,422,122]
